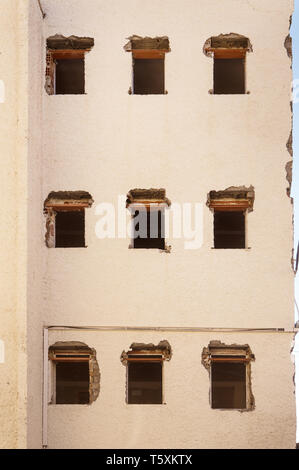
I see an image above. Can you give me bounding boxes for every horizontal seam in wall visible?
[44,326,297,334]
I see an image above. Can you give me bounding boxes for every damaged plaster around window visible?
[207,186,255,212]
[120,340,172,364]
[124,36,170,52]
[203,33,252,95]
[43,191,93,248]
[285,121,293,197]
[48,341,100,404]
[126,189,171,252]
[202,341,255,412]
[45,35,94,95]
[124,36,170,95]
[203,33,253,58]
[47,35,94,50]
[126,188,171,208]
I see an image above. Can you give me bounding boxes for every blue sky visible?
[290,0,299,442]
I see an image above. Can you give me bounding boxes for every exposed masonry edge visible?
[124,35,170,52]
[285,13,293,197]
[203,33,253,57]
[120,340,172,364]
[286,161,293,198]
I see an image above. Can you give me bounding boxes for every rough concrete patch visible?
[45,208,55,248]
[203,33,253,57]
[44,191,94,212]
[47,34,94,50]
[120,340,172,364]
[45,191,93,205]
[124,36,170,52]
[49,341,93,353]
[287,130,293,157]
[126,188,171,207]
[90,352,100,403]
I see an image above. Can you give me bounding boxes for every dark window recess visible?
[128,362,162,404]
[211,361,246,409]
[55,211,85,248]
[133,59,164,95]
[214,59,245,94]
[214,211,245,249]
[56,361,90,404]
[133,210,165,249]
[55,58,85,94]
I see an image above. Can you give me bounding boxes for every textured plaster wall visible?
[22,0,296,448]
[27,0,44,449]
[0,0,28,449]
[47,329,296,449]
[40,0,294,330]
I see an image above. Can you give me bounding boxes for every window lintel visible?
[126,188,171,209]
[124,35,170,53]
[207,186,255,212]
[44,191,93,213]
[121,340,172,365]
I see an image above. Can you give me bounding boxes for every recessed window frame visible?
[132,50,166,95]
[126,352,164,405]
[213,48,247,95]
[213,208,247,249]
[50,351,91,405]
[54,208,86,248]
[129,203,166,250]
[210,354,248,410]
[53,50,85,95]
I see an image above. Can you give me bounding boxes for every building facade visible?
[0,0,296,449]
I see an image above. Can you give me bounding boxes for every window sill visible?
[211,247,251,250]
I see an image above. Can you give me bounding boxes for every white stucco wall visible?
[0,0,28,449]
[40,0,294,329]
[46,329,296,449]
[21,0,296,449]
